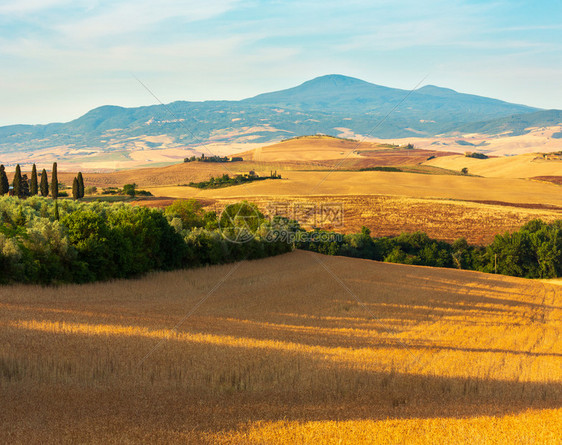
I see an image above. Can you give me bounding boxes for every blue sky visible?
[0,0,561,125]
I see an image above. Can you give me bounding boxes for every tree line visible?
[2,187,561,283]
[188,171,281,189]
[0,197,293,284]
[0,163,84,200]
[184,154,244,163]
[297,221,562,279]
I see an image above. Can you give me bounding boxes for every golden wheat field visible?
[198,195,562,245]
[237,135,455,166]
[1,251,560,443]
[141,169,562,245]
[424,153,562,179]
[132,193,562,245]
[145,170,562,206]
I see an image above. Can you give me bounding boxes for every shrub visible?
[465,152,489,159]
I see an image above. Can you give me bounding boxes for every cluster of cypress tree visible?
[72,172,85,200]
[0,165,9,195]
[0,162,84,201]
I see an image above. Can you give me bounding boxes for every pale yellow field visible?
[3,124,561,173]
[374,125,562,156]
[425,153,562,178]
[1,251,560,443]
[240,128,562,163]
[239,136,379,162]
[147,170,562,207]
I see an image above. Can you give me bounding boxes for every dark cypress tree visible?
[13,164,22,198]
[72,177,79,200]
[40,169,49,197]
[51,162,58,199]
[54,199,59,220]
[0,165,9,195]
[30,164,38,195]
[77,172,85,198]
[20,174,30,198]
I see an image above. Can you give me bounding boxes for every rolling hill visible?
[425,151,562,178]
[1,75,559,169]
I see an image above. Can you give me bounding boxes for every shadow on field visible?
[2,313,561,443]
[1,361,560,442]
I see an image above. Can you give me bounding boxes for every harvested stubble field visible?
[145,170,562,207]
[239,136,457,169]
[137,166,562,244]
[1,251,560,443]
[198,195,562,245]
[425,153,562,179]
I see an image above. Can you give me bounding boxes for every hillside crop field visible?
[424,152,562,179]
[16,134,562,244]
[8,136,562,246]
[191,195,562,245]
[140,169,562,244]
[8,160,286,189]
[7,134,562,246]
[140,169,562,207]
[238,136,456,167]
[0,251,560,443]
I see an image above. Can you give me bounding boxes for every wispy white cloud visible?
[54,0,241,41]
[0,0,74,14]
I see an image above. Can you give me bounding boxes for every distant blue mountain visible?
[244,74,537,123]
[0,74,558,155]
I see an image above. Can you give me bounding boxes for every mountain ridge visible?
[0,75,559,158]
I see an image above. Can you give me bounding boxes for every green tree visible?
[40,169,49,197]
[461,167,469,175]
[218,201,265,243]
[72,177,79,200]
[61,209,114,281]
[0,165,9,195]
[452,237,471,269]
[164,199,207,229]
[123,183,136,197]
[13,164,22,198]
[486,231,531,277]
[20,174,30,198]
[77,172,85,198]
[51,162,58,199]
[30,164,38,195]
